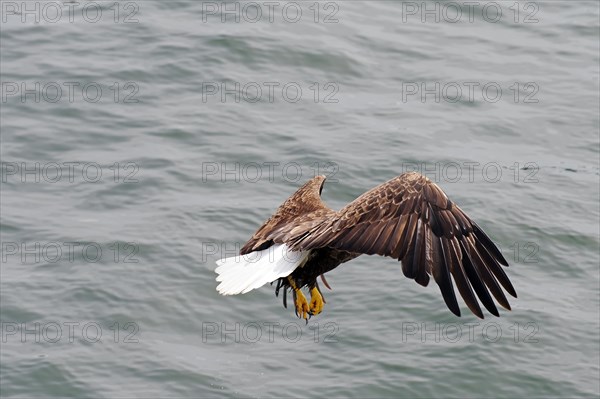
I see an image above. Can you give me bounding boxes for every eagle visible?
[215,172,517,320]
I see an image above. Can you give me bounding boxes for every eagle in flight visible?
[215,172,517,320]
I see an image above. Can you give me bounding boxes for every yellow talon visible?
[309,286,324,316]
[294,289,310,320]
[288,277,309,320]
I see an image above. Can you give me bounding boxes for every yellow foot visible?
[293,289,310,320]
[309,286,324,316]
[287,276,309,320]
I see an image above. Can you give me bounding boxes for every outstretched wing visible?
[288,172,517,318]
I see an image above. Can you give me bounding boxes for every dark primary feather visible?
[240,172,517,318]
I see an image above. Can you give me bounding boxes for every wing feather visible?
[434,236,460,316]
[459,239,499,316]
[397,213,418,260]
[287,172,515,318]
[446,237,484,318]
[408,218,425,281]
[466,237,511,310]
[475,240,517,297]
[389,213,410,257]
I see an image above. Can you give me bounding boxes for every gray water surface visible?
[1,1,599,398]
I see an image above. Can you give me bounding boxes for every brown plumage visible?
[236,172,517,319]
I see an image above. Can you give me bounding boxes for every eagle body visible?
[288,247,359,289]
[216,172,517,319]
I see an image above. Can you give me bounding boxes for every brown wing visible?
[240,175,336,255]
[288,172,517,318]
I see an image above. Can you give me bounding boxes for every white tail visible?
[215,244,309,295]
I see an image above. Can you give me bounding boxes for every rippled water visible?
[1,1,599,398]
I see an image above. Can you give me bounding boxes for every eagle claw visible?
[309,286,324,316]
[292,289,310,321]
